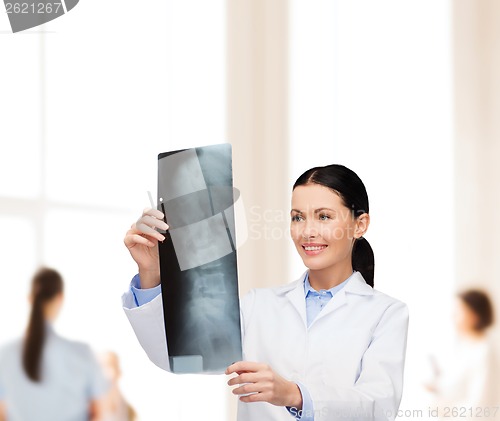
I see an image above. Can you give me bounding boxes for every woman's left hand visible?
[226,361,303,409]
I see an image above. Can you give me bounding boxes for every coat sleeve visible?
[122,290,171,372]
[123,281,250,373]
[308,300,409,421]
[239,289,256,349]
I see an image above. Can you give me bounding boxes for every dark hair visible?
[23,267,64,382]
[292,164,374,287]
[458,289,494,333]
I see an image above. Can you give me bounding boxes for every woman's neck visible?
[307,262,354,291]
[460,329,486,342]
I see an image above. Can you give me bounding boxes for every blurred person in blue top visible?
[0,267,108,421]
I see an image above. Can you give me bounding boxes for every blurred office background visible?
[0,0,498,419]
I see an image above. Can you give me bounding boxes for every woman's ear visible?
[354,213,370,239]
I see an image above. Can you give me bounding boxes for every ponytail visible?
[23,296,46,381]
[22,268,64,382]
[352,237,374,288]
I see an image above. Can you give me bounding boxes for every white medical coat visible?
[122,270,409,421]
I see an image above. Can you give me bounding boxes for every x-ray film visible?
[157,143,243,374]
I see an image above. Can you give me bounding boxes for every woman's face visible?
[290,183,367,272]
[453,298,479,335]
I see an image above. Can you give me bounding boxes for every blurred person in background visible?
[99,351,137,421]
[0,267,108,421]
[425,289,499,420]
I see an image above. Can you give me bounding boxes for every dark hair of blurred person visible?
[23,268,64,382]
[457,289,494,334]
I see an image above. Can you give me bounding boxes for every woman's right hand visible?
[124,208,169,289]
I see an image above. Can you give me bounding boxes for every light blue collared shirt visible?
[129,270,354,421]
[303,271,352,327]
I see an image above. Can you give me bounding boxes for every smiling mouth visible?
[302,245,327,251]
[301,244,328,255]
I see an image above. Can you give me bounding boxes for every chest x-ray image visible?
[157,143,242,374]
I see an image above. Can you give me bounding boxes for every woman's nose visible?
[301,220,318,239]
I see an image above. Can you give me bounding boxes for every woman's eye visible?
[291,215,303,222]
[319,214,330,221]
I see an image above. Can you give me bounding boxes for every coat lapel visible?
[306,271,375,328]
[284,270,308,329]
[283,270,375,329]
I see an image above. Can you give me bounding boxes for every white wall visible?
[289,1,454,417]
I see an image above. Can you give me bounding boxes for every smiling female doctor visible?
[122,164,409,421]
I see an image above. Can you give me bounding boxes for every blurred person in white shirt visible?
[425,289,499,420]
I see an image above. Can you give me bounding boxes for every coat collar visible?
[277,269,374,296]
[280,270,374,329]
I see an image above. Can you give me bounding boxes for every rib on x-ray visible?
[157,144,243,373]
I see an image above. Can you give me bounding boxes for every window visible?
[0,0,227,418]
